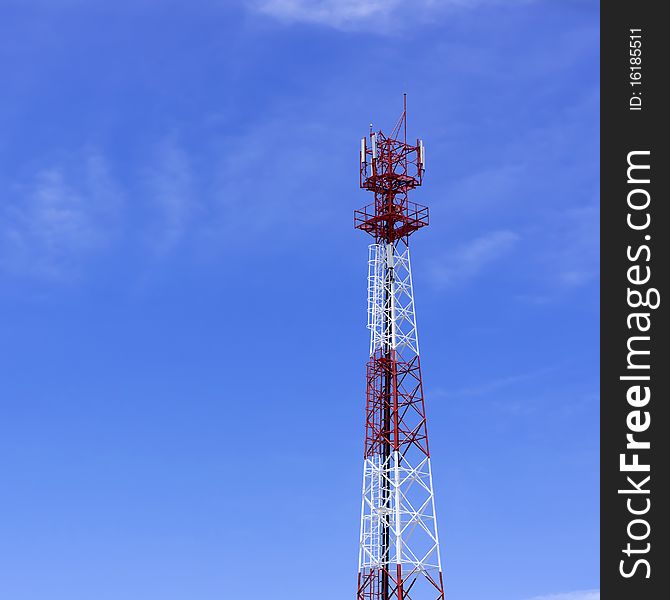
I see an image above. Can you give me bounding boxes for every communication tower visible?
[354,96,445,600]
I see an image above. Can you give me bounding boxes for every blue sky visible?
[0,1,598,599]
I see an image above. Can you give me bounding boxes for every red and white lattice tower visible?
[354,97,445,600]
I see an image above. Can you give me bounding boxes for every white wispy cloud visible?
[201,102,347,247]
[526,590,599,600]
[143,136,198,255]
[513,198,598,300]
[254,0,397,27]
[433,364,557,400]
[551,201,599,289]
[427,229,519,288]
[251,0,535,30]
[0,151,122,279]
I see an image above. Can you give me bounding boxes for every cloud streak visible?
[251,0,536,30]
[427,229,519,288]
[143,136,198,256]
[432,364,558,400]
[0,151,122,279]
[550,201,599,289]
[526,590,599,600]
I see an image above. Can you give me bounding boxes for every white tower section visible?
[359,239,443,594]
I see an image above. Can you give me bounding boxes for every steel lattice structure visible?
[354,97,445,600]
